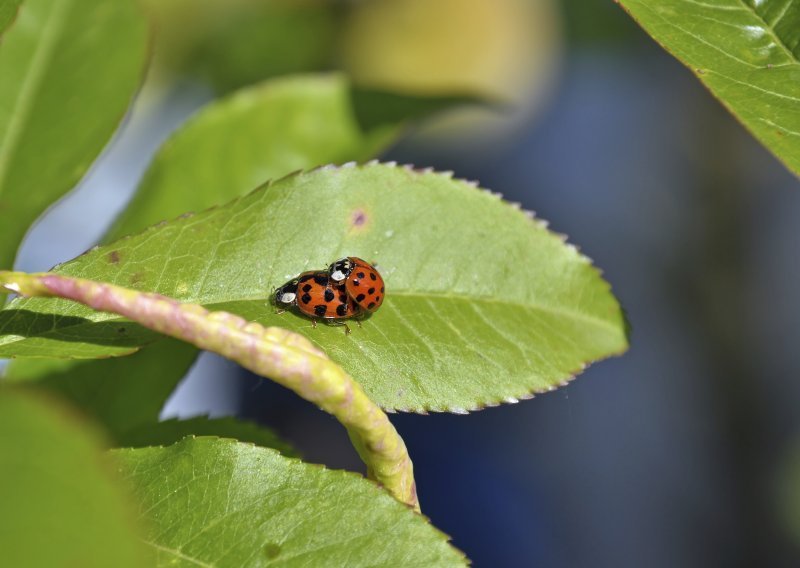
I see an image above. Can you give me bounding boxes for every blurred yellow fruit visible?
[339,0,562,152]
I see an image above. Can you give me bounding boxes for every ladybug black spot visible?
[302,284,312,292]
[353,279,360,287]
[301,293,312,304]
[368,288,375,295]
[367,302,376,310]
[299,274,313,283]
[336,303,348,317]
[369,272,377,281]
[381,286,385,293]
[339,293,348,303]
[314,274,329,286]
[324,289,335,302]
[357,271,366,279]
[375,296,381,302]
[356,293,366,302]
[314,305,327,317]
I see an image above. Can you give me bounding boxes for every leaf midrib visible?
[384,290,621,334]
[0,0,73,191]
[0,287,623,350]
[738,0,798,64]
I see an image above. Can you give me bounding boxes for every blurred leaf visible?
[0,0,22,35]
[109,74,398,240]
[114,436,466,566]
[4,339,197,439]
[350,86,484,132]
[0,0,148,270]
[146,0,337,92]
[0,164,628,412]
[0,388,149,567]
[116,416,297,455]
[618,0,800,177]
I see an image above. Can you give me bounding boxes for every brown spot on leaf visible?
[353,209,367,226]
[108,250,121,264]
[263,543,281,559]
[349,207,372,233]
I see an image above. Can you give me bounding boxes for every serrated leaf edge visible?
[111,436,469,565]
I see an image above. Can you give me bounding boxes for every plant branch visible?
[0,271,419,511]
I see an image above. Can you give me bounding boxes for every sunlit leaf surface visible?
[0,164,628,412]
[0,0,147,269]
[114,437,466,567]
[619,0,800,177]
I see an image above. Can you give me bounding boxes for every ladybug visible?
[274,271,362,321]
[328,257,385,313]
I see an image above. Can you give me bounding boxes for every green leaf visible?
[107,74,458,241]
[117,416,297,456]
[0,163,628,412]
[0,388,149,567]
[0,0,148,270]
[4,339,198,440]
[0,269,421,508]
[0,0,22,36]
[114,436,466,567]
[618,0,800,177]
[6,73,454,422]
[350,86,483,132]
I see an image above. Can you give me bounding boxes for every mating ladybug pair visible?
[274,257,384,332]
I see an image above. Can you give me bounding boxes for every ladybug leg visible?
[311,319,317,329]
[274,307,285,315]
[323,319,352,335]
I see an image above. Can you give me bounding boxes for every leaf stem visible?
[0,270,419,511]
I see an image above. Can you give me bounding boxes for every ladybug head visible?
[274,278,300,306]
[328,257,354,283]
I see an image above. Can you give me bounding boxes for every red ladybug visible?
[274,271,361,321]
[328,257,385,313]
